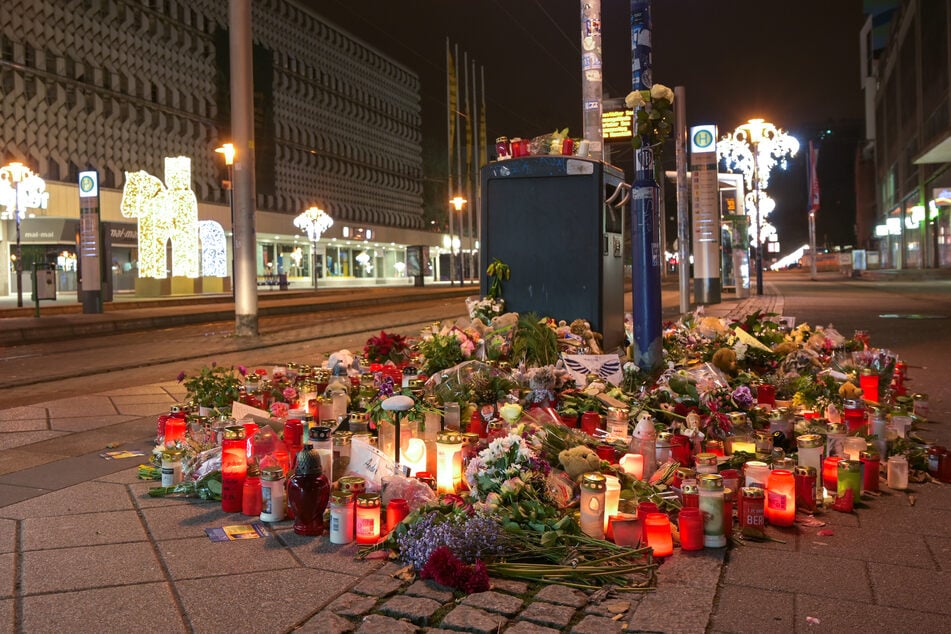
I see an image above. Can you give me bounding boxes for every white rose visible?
[625,90,647,108]
[650,83,674,104]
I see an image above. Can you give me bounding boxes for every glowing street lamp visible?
[294,206,333,288]
[1,161,34,307]
[718,118,799,295]
[215,143,236,296]
[449,196,466,284]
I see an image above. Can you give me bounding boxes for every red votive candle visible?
[823,456,844,493]
[643,513,673,557]
[678,508,704,551]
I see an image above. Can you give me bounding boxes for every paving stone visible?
[582,595,642,615]
[351,574,404,597]
[20,582,180,633]
[654,549,725,587]
[868,562,951,615]
[517,601,576,629]
[489,578,530,595]
[297,610,355,633]
[708,585,795,634]
[461,590,523,616]
[570,614,625,634]
[795,592,943,633]
[439,605,506,634]
[632,582,715,634]
[378,594,442,625]
[533,584,588,608]
[356,613,417,634]
[505,621,561,634]
[326,592,379,618]
[404,579,455,603]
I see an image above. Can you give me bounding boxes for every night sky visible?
[306,0,867,251]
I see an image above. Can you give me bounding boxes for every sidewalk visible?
[1,282,948,633]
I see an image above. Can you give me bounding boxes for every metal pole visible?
[674,86,690,314]
[630,1,663,372]
[809,211,817,280]
[228,165,235,299]
[14,180,22,308]
[454,43,464,286]
[463,52,473,285]
[581,0,603,160]
[753,142,763,295]
[229,0,258,335]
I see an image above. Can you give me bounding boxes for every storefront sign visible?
[19,218,79,243]
[602,108,634,140]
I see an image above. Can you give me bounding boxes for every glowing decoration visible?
[290,247,303,267]
[198,221,227,277]
[719,119,799,295]
[401,438,428,476]
[0,163,48,220]
[294,206,334,243]
[294,206,333,288]
[120,157,203,279]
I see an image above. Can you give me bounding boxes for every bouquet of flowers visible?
[417,325,478,375]
[364,330,410,365]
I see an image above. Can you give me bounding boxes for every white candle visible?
[620,453,645,480]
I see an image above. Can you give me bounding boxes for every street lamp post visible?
[450,196,466,284]
[294,206,333,289]
[718,118,799,297]
[2,162,32,308]
[215,143,236,298]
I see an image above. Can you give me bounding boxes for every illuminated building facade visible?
[0,0,435,297]
[861,0,951,269]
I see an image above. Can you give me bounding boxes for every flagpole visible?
[808,140,818,281]
[446,38,455,286]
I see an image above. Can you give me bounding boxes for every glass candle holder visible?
[756,383,776,408]
[620,453,645,480]
[765,469,796,526]
[603,475,621,533]
[842,400,867,434]
[860,451,881,492]
[698,474,727,547]
[678,507,704,551]
[329,492,354,545]
[580,473,607,540]
[355,493,382,544]
[887,455,908,489]
[860,370,880,402]
[743,461,770,490]
[163,415,187,446]
[739,487,766,530]
[580,411,602,437]
[837,460,863,501]
[435,431,463,494]
[694,452,718,474]
[637,500,659,544]
[221,426,248,513]
[826,422,848,457]
[822,456,844,494]
[643,513,673,557]
[794,465,818,513]
[843,436,868,461]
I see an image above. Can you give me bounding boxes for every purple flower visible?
[731,385,754,409]
[176,371,186,383]
[238,365,248,377]
[211,361,217,368]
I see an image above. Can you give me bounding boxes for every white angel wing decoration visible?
[562,354,624,386]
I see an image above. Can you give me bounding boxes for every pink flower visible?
[270,402,289,419]
[282,387,298,401]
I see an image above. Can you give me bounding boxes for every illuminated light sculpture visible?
[1,161,47,308]
[121,157,210,279]
[718,119,799,295]
[198,221,227,277]
[294,206,334,288]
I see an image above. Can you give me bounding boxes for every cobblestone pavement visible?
[2,280,950,633]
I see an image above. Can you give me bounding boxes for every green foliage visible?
[179,363,242,409]
[511,314,559,367]
[486,258,510,300]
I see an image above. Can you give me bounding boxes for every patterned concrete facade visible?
[0,0,424,229]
